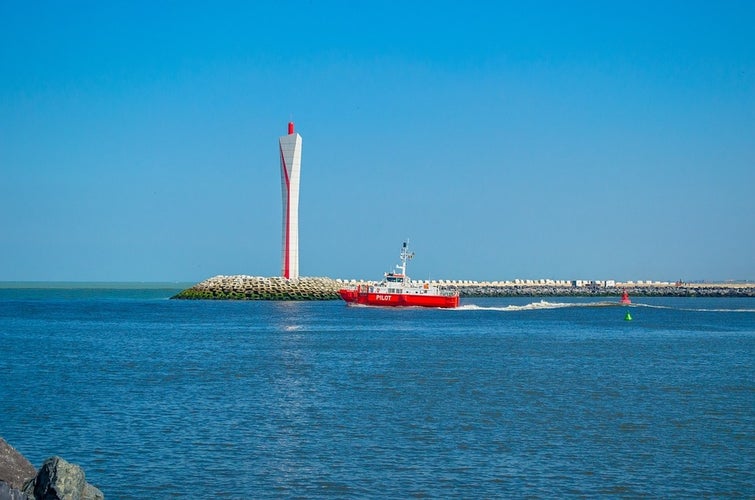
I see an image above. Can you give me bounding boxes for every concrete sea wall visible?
[172,276,755,300]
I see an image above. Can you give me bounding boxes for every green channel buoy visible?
[624,312,632,321]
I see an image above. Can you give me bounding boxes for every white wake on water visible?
[632,303,755,313]
[454,300,619,312]
[455,300,755,313]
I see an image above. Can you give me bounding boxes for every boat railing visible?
[343,281,457,297]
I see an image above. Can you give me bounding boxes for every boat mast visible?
[398,241,414,277]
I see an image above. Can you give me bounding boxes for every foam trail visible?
[454,300,619,312]
[455,300,755,313]
[632,303,755,313]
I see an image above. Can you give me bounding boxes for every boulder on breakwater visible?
[0,438,103,500]
[171,275,347,300]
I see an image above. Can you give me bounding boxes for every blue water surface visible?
[1,289,753,497]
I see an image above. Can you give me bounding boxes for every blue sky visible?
[1,1,753,282]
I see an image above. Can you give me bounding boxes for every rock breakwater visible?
[172,276,755,301]
[450,283,755,298]
[172,275,353,300]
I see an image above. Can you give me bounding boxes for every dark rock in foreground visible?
[23,457,103,500]
[0,438,34,498]
[0,481,29,500]
[0,439,36,492]
[0,438,102,500]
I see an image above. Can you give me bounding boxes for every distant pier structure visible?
[278,122,302,279]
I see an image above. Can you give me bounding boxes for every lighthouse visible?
[278,122,302,279]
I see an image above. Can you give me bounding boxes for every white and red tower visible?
[278,122,302,279]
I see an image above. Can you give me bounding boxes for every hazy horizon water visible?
[0,281,195,289]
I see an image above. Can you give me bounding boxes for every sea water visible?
[0,287,753,497]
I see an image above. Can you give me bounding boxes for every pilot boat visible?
[338,241,460,308]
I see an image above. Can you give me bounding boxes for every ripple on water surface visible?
[0,294,753,496]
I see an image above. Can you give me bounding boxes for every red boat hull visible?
[339,288,459,308]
